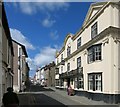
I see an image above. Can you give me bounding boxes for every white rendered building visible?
[55,2,120,103]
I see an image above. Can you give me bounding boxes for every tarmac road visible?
[18,85,119,107]
[18,85,74,107]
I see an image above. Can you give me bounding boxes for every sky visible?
[4,1,92,77]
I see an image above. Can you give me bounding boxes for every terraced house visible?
[12,40,28,92]
[0,2,14,106]
[55,2,120,103]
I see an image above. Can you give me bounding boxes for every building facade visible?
[25,62,30,84]
[44,61,55,87]
[35,67,45,85]
[55,2,120,103]
[12,40,28,92]
[35,68,40,84]
[0,3,14,106]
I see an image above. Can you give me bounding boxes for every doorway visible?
[67,78,70,87]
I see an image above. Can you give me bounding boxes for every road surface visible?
[18,85,81,107]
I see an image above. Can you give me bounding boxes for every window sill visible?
[74,88,84,91]
[88,90,102,93]
[88,60,102,64]
[55,86,60,88]
[59,86,64,88]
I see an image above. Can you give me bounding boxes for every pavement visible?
[46,87,120,106]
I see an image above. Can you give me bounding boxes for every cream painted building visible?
[55,2,120,103]
[35,67,45,85]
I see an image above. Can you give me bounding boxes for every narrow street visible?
[18,85,82,106]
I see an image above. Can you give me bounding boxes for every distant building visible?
[44,61,55,87]
[25,62,30,83]
[35,67,46,85]
[12,40,28,92]
[55,2,120,103]
[0,2,14,106]
[29,76,34,84]
[35,67,41,84]
[33,74,36,85]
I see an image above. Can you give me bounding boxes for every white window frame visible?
[67,46,71,57]
[74,78,77,89]
[78,76,84,89]
[88,75,93,90]
[88,73,102,91]
[95,74,102,91]
[91,22,98,39]
[88,44,101,63]
[77,37,81,49]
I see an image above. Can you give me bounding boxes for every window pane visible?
[67,63,70,71]
[88,75,93,90]
[67,46,71,57]
[88,48,94,63]
[89,81,93,90]
[78,76,84,89]
[74,78,77,88]
[77,57,81,67]
[88,44,101,63]
[77,37,81,49]
[61,54,63,61]
[95,74,102,91]
[91,22,97,39]
[94,45,101,61]
[88,73,102,91]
